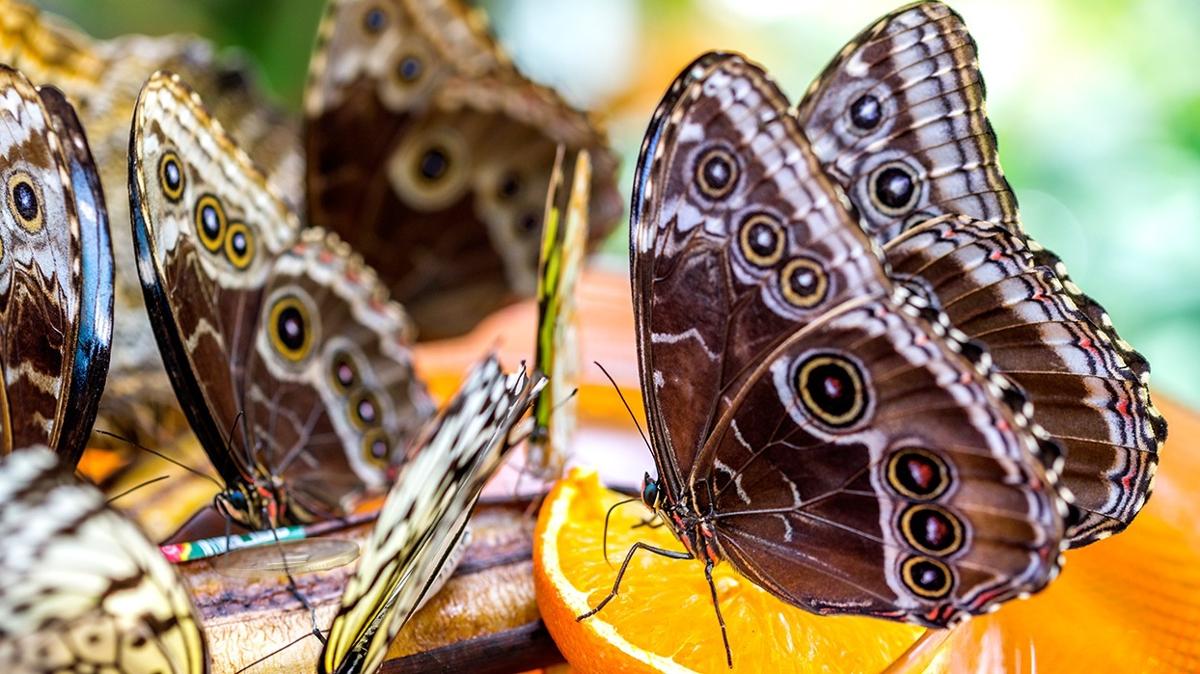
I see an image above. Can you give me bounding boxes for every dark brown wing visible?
[304,0,621,339]
[702,293,1066,626]
[0,66,112,464]
[630,52,888,492]
[886,215,1165,545]
[796,1,1018,240]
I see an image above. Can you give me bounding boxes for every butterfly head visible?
[214,483,282,530]
[640,472,662,511]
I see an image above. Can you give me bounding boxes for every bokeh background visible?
[41,0,1200,407]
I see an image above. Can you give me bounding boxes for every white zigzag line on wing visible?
[650,328,719,360]
[713,458,750,506]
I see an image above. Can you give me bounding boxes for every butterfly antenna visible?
[95,429,224,489]
[105,475,171,504]
[602,496,639,565]
[593,361,651,453]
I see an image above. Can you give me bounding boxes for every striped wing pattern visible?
[0,448,207,674]
[321,355,544,674]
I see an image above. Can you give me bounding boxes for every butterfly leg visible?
[704,559,732,668]
[577,541,693,621]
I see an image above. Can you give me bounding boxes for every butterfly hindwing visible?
[886,215,1165,545]
[304,0,622,339]
[797,1,1017,241]
[321,355,544,674]
[0,65,112,464]
[632,51,1068,625]
[0,448,207,673]
[704,293,1065,625]
[131,71,433,527]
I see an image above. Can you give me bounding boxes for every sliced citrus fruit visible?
[534,468,934,673]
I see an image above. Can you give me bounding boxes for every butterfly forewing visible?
[0,65,112,465]
[797,1,1017,241]
[321,355,544,674]
[304,0,622,339]
[130,71,433,528]
[631,51,1069,626]
[632,52,889,490]
[0,448,207,673]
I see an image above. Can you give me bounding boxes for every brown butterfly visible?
[130,71,432,531]
[583,51,1071,666]
[794,0,1164,546]
[304,0,622,339]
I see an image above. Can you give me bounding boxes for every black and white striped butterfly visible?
[321,354,544,674]
[0,447,207,673]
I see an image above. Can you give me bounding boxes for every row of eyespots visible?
[329,350,390,468]
[841,91,924,219]
[696,145,833,311]
[159,152,256,269]
[885,447,967,600]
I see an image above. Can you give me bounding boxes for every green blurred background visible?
[41,0,1200,408]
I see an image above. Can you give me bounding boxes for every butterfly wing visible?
[321,355,543,674]
[0,66,112,464]
[304,0,621,339]
[796,1,1017,241]
[131,72,432,525]
[0,447,207,673]
[886,215,1165,545]
[702,293,1066,626]
[528,148,588,477]
[633,52,1068,624]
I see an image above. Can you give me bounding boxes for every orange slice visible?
[533,468,934,673]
